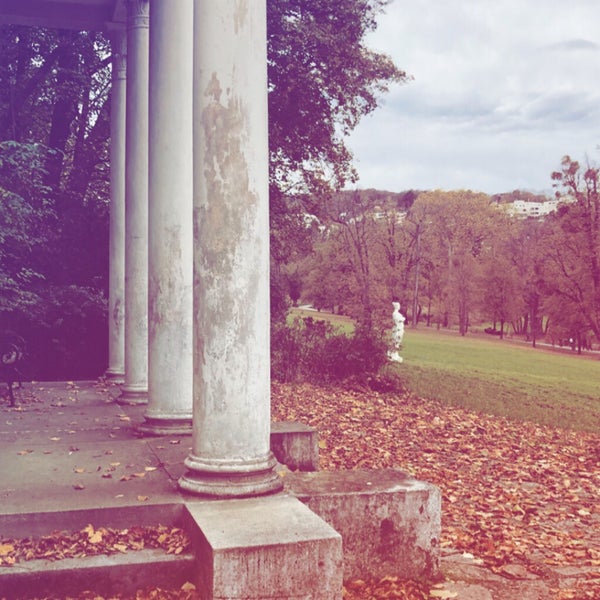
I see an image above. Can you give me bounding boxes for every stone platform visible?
[185,495,342,599]
[0,381,441,598]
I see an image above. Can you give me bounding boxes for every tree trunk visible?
[44,42,80,209]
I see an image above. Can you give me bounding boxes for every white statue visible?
[388,300,405,363]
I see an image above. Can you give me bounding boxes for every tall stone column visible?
[119,0,149,404]
[139,0,193,435]
[105,28,126,384]
[179,0,282,497]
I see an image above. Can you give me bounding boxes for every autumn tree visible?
[409,191,497,334]
[506,218,548,344]
[267,0,408,315]
[402,196,433,326]
[545,156,600,341]
[479,256,523,339]
[318,192,380,330]
[299,236,354,313]
[373,198,410,305]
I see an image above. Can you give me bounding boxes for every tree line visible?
[287,159,600,352]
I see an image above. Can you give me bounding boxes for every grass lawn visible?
[286,308,600,433]
[390,327,600,433]
[288,307,355,334]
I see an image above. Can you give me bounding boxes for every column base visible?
[117,386,148,405]
[137,415,192,436]
[178,453,283,498]
[104,369,125,385]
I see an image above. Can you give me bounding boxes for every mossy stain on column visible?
[199,73,260,346]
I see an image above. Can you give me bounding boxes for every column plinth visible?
[117,386,147,405]
[105,370,125,385]
[179,453,282,498]
[137,414,192,436]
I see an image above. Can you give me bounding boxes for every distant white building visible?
[371,206,407,224]
[506,196,574,218]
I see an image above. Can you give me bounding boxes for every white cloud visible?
[347,0,600,194]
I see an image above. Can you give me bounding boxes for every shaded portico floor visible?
[0,380,190,528]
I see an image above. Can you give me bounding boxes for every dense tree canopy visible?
[267,0,407,268]
[0,27,110,378]
[0,3,406,377]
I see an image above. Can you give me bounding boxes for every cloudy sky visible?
[346,0,600,195]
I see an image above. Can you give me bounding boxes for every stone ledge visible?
[270,421,319,471]
[0,503,185,539]
[285,469,441,581]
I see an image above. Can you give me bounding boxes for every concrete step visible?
[0,549,195,600]
[0,503,193,599]
[0,503,184,539]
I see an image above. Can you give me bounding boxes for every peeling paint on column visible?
[199,73,261,364]
[112,298,123,329]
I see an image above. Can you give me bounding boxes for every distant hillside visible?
[491,190,551,204]
[318,188,553,217]
[332,188,421,211]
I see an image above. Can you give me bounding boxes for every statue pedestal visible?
[388,350,403,363]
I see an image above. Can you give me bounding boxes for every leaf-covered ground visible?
[272,381,600,599]
[2,381,598,599]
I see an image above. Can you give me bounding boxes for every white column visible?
[139,0,193,435]
[179,0,282,497]
[119,0,149,404]
[105,28,126,384]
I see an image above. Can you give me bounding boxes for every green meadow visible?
[288,308,600,433]
[288,307,355,334]
[393,328,600,433]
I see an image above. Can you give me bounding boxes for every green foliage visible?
[0,141,54,314]
[271,316,387,383]
[0,25,110,379]
[267,0,407,200]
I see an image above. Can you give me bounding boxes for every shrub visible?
[271,316,388,383]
